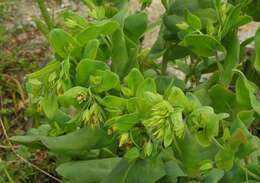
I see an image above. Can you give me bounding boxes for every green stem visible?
[130,131,141,149]
[172,134,182,155]
[36,0,54,30]
[212,137,224,150]
[215,52,224,83]
[237,160,260,181]
[146,19,162,33]
[4,168,14,183]
[34,18,49,37]
[161,56,168,75]
[102,148,118,157]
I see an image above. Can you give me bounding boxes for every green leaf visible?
[101,95,127,110]
[184,9,201,30]
[90,70,120,93]
[148,29,166,60]
[166,86,190,112]
[180,34,226,57]
[11,125,50,146]
[26,79,42,96]
[82,39,100,59]
[41,128,112,155]
[233,15,252,28]
[163,15,184,33]
[174,132,202,175]
[76,20,119,45]
[63,11,88,28]
[193,88,211,106]
[102,159,165,183]
[168,0,216,29]
[231,110,255,137]
[254,28,260,73]
[57,158,121,183]
[76,59,108,86]
[209,84,236,113]
[186,92,202,110]
[26,61,60,80]
[124,12,148,42]
[155,76,174,95]
[215,145,235,171]
[139,0,152,9]
[144,141,153,157]
[204,168,224,183]
[228,129,248,151]
[58,86,89,107]
[49,29,79,58]
[163,160,185,182]
[221,164,247,183]
[169,0,200,15]
[166,44,190,60]
[124,147,140,161]
[10,135,41,146]
[188,106,228,146]
[112,4,128,27]
[246,0,260,21]
[235,71,252,107]
[136,78,157,97]
[164,126,173,147]
[111,29,129,77]
[221,4,241,38]
[221,3,252,38]
[221,32,240,85]
[52,110,71,125]
[124,68,144,96]
[235,70,260,114]
[41,94,58,120]
[229,113,256,160]
[199,160,213,171]
[113,113,139,132]
[34,18,49,36]
[193,8,217,26]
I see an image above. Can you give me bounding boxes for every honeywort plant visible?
[10,0,260,182]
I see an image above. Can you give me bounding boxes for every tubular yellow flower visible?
[119,133,131,147]
[143,99,185,147]
[83,103,103,128]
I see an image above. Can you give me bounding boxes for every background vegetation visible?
[0,0,259,182]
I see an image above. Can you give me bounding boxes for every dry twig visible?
[0,118,62,183]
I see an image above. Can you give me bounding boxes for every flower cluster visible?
[143,98,185,147]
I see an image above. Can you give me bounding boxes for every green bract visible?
[10,0,260,182]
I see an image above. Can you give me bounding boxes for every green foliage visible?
[10,0,260,182]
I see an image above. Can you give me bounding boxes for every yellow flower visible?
[143,99,185,147]
[119,133,131,147]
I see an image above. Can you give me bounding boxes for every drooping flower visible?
[143,97,185,147]
[83,103,104,128]
[188,106,229,146]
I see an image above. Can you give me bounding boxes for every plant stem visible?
[172,134,182,155]
[237,160,260,181]
[161,56,168,75]
[36,0,54,30]
[102,148,118,157]
[212,137,224,150]
[4,168,14,183]
[215,52,223,72]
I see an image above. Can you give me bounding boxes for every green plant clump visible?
[10,0,260,182]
